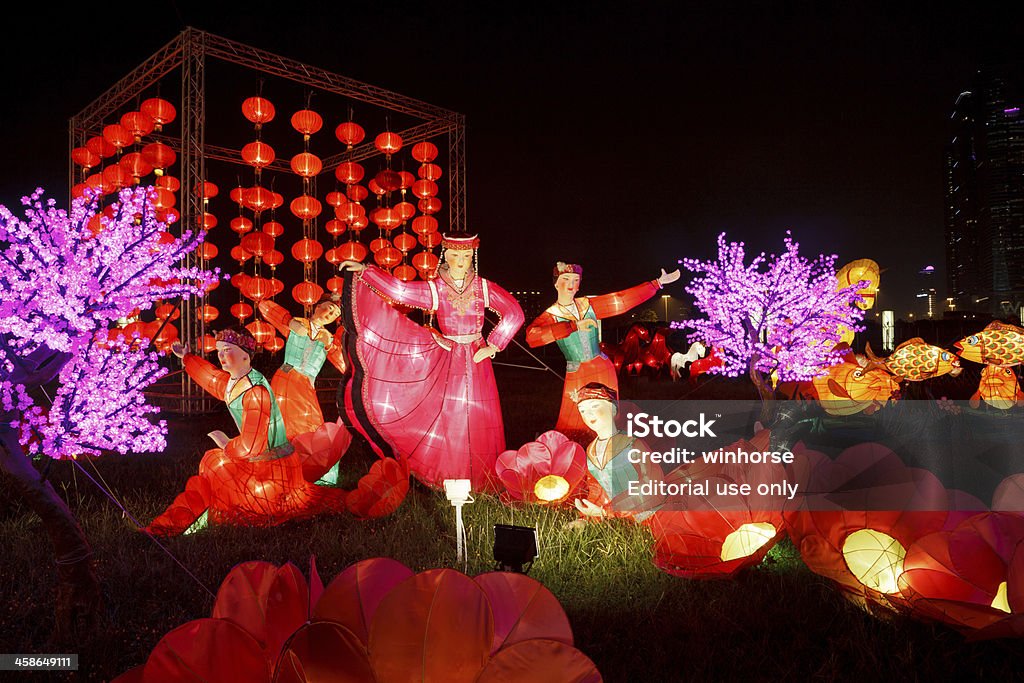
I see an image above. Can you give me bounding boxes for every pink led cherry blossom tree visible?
[0,186,215,642]
[672,232,865,419]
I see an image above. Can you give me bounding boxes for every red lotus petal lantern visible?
[290,152,323,178]
[291,238,324,263]
[412,215,439,235]
[246,320,274,344]
[198,242,218,260]
[325,191,347,208]
[393,264,417,282]
[240,232,275,258]
[230,302,254,321]
[141,97,177,130]
[411,141,439,163]
[120,111,155,140]
[494,431,587,505]
[290,195,323,220]
[86,136,117,159]
[242,96,276,126]
[263,249,284,268]
[293,281,324,306]
[374,247,402,268]
[394,232,417,253]
[102,123,134,150]
[419,197,442,214]
[72,147,101,170]
[334,161,365,185]
[230,216,254,235]
[374,131,403,156]
[419,163,443,181]
[241,141,275,168]
[412,251,439,275]
[338,241,368,263]
[335,121,365,147]
[290,109,323,137]
[346,458,410,518]
[262,221,284,238]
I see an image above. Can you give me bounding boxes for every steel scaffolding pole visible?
[448,115,467,234]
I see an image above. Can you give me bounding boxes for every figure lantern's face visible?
[577,398,615,433]
[312,302,341,326]
[216,341,251,377]
[444,248,473,279]
[555,273,581,299]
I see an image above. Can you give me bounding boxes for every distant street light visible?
[662,294,670,321]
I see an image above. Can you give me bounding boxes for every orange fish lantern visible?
[867,338,961,381]
[955,321,1024,367]
[970,365,1024,410]
[811,345,898,416]
[836,259,881,311]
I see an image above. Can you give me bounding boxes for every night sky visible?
[2,2,1022,317]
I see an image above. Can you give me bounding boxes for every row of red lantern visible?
[72,98,178,171]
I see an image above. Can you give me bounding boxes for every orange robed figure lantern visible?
[526,262,680,443]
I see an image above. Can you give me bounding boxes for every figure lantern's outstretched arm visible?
[326,328,347,373]
[359,265,434,310]
[484,281,525,351]
[224,385,272,460]
[182,354,229,398]
[525,311,577,348]
[589,280,661,319]
[259,300,293,339]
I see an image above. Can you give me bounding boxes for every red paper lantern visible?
[338,241,368,262]
[418,231,442,248]
[291,238,324,263]
[263,249,284,268]
[242,97,276,126]
[270,192,285,210]
[246,320,274,344]
[243,186,274,213]
[241,141,275,168]
[325,247,343,265]
[325,219,346,236]
[230,302,254,322]
[412,251,439,275]
[141,97,177,130]
[290,195,322,220]
[262,221,284,238]
[102,165,132,192]
[399,171,416,189]
[292,281,324,306]
[121,111,155,140]
[230,245,252,264]
[393,264,417,282]
[201,213,218,230]
[200,334,218,353]
[350,214,369,231]
[374,131,403,155]
[198,242,218,260]
[368,178,385,196]
[102,123,133,150]
[334,161,364,185]
[419,163,443,181]
[412,215,438,235]
[394,232,418,252]
[116,153,150,182]
[412,179,438,199]
[374,246,402,267]
[335,121,365,147]
[269,277,284,297]
[346,184,369,202]
[290,109,323,137]
[86,136,117,159]
[326,276,345,293]
[198,304,219,323]
[158,208,180,225]
[142,142,176,173]
[230,216,254,234]
[375,170,403,192]
[155,303,180,321]
[419,197,442,214]
[411,141,439,162]
[72,147,100,169]
[152,188,176,210]
[85,172,108,194]
[245,276,273,302]
[325,191,347,208]
[370,237,391,253]
[230,187,245,205]
[264,336,285,352]
[370,207,400,230]
[72,183,88,199]
[394,201,416,222]
[156,175,180,192]
[232,272,251,290]
[290,152,323,178]
[240,232,274,258]
[198,181,219,199]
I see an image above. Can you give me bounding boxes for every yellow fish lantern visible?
[836,259,881,311]
[970,365,1024,410]
[868,338,962,382]
[954,321,1024,366]
[812,347,899,415]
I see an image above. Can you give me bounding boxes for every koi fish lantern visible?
[970,365,1024,410]
[867,338,962,382]
[955,321,1024,367]
[811,345,898,415]
[495,431,588,505]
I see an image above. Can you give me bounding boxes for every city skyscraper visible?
[945,69,1024,318]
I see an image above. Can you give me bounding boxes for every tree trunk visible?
[0,429,101,644]
[748,357,777,425]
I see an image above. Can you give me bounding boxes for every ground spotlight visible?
[493,524,538,573]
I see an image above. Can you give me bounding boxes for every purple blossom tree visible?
[0,186,215,642]
[673,232,865,418]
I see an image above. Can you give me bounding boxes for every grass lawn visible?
[1,365,1022,681]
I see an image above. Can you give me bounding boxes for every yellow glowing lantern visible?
[836,259,880,311]
[842,528,906,594]
[533,475,570,503]
[719,523,778,562]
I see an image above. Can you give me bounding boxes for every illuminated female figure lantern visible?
[258,294,347,440]
[340,232,525,490]
[526,262,680,443]
[145,329,344,536]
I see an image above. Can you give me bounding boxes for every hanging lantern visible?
[141,97,177,131]
[326,276,345,293]
[86,215,104,235]
[370,207,400,230]
[325,219,346,236]
[240,232,275,258]
[102,165,132,192]
[291,238,324,263]
[264,336,285,353]
[230,216,254,235]
[350,214,369,231]
[204,277,219,293]
[230,302,254,321]
[270,277,285,297]
[375,170,403,192]
[419,163,443,181]
[419,231,442,248]
[230,187,245,205]
[394,201,416,222]
[72,183,88,199]
[85,172,108,194]
[291,109,323,138]
[412,215,438,235]
[290,195,323,220]
[412,251,440,275]
[120,111,155,141]
[102,123,134,150]
[72,147,101,170]
[142,142,176,175]
[116,153,150,182]
[412,179,438,199]
[201,213,218,230]
[370,237,391,253]
[270,192,285,210]
[338,241,368,263]
[241,97,276,127]
[293,281,324,306]
[374,131,403,156]
[200,334,218,354]
[393,264,417,282]
[262,221,284,238]
[155,303,181,321]
[243,186,274,213]
[246,320,274,344]
[156,175,180,192]
[152,323,178,352]
[346,184,369,202]
[335,161,365,185]
[198,305,219,323]
[263,249,284,268]
[419,197,442,214]
[241,141,276,168]
[198,242,218,260]
[152,188,176,210]
[159,208,180,225]
[335,121,365,147]
[230,245,253,264]
[325,191,347,208]
[86,136,117,159]
[368,178,385,196]
[394,232,418,253]
[198,181,219,200]
[232,272,251,291]
[290,152,323,177]
[245,276,273,302]
[411,141,439,162]
[374,247,402,268]
[325,247,344,265]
